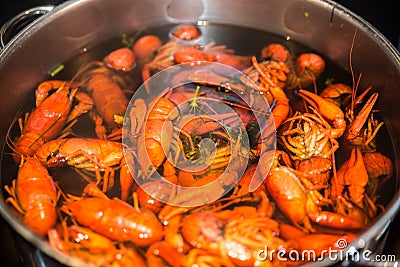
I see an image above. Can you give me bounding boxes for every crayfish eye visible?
[45,149,67,167]
[47,149,59,161]
[46,155,66,168]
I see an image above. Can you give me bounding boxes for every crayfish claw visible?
[346,92,379,141]
[298,89,346,138]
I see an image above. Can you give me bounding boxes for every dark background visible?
[0,0,64,25]
[0,0,399,266]
[336,0,399,49]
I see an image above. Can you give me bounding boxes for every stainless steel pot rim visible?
[0,0,399,266]
[0,5,55,49]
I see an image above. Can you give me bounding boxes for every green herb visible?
[49,64,64,77]
[325,77,334,87]
[189,85,201,113]
[121,33,135,47]
[121,27,147,47]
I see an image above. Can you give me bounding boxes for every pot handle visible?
[0,5,55,49]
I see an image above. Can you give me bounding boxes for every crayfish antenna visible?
[5,105,27,159]
[353,86,373,107]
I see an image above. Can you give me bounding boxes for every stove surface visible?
[0,0,399,266]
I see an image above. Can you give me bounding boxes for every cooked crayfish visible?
[286,233,357,259]
[3,25,397,267]
[279,90,343,186]
[49,223,147,267]
[132,34,163,69]
[263,150,366,232]
[261,43,293,64]
[297,89,346,139]
[103,46,136,73]
[34,137,134,200]
[181,209,286,266]
[319,83,353,109]
[241,56,291,153]
[363,151,393,197]
[136,180,172,214]
[329,147,381,223]
[141,40,181,88]
[134,96,179,178]
[258,43,325,90]
[171,24,202,41]
[142,40,251,92]
[320,81,381,152]
[60,185,163,247]
[154,184,285,267]
[173,43,251,70]
[5,156,58,237]
[293,52,326,89]
[130,80,253,185]
[344,88,383,152]
[73,62,130,140]
[146,241,187,267]
[11,81,93,162]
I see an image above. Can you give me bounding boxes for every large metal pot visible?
[0,0,399,266]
